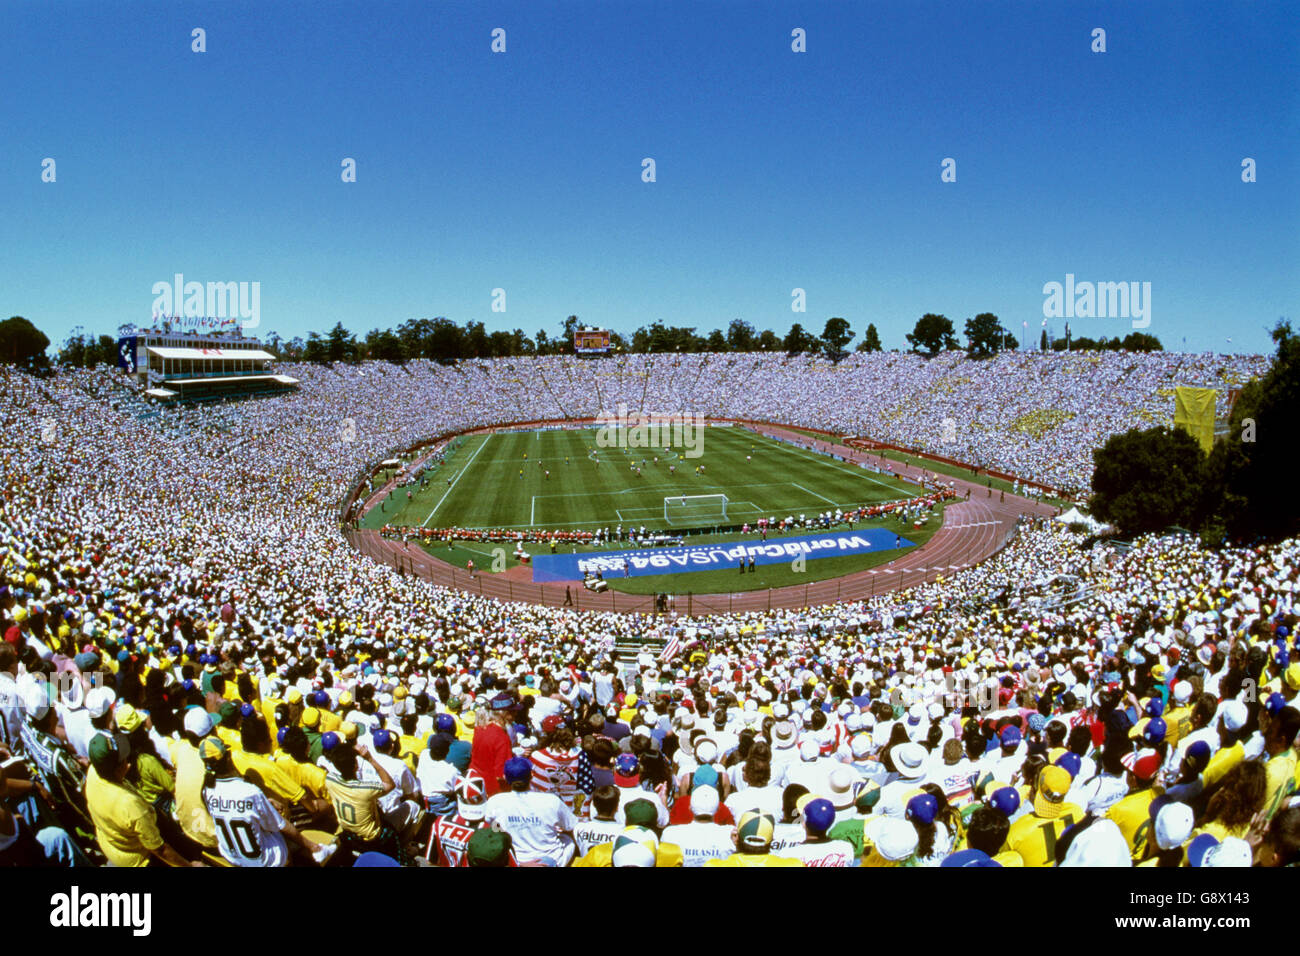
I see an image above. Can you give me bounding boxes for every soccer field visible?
[370,425,928,532]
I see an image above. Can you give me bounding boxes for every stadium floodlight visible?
[664,493,728,524]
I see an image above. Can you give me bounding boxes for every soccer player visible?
[200,737,330,867]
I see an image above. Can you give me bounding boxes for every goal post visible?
[664,493,728,525]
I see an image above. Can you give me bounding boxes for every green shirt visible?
[131,751,175,804]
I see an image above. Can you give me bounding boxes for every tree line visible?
[267,313,1159,364]
[3,312,1164,370]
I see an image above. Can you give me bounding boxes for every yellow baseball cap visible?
[286,688,303,704]
[1033,766,1072,819]
[115,703,144,733]
[301,707,320,729]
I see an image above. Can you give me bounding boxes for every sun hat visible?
[891,742,927,780]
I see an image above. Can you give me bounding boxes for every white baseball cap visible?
[84,686,116,720]
[1154,801,1194,850]
[1173,680,1193,703]
[865,817,918,862]
[1220,700,1248,733]
[689,784,720,817]
[183,707,215,738]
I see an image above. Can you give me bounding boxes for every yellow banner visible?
[1174,386,1216,454]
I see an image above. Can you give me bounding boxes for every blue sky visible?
[2,0,1296,354]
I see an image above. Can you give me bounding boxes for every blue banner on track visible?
[531,528,913,582]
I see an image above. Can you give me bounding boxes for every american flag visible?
[660,635,681,663]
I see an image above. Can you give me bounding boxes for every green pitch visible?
[368,425,929,532]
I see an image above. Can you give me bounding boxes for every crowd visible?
[0,347,1293,868]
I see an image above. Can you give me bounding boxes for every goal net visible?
[664,494,728,525]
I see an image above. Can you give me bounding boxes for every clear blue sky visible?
[2,0,1296,354]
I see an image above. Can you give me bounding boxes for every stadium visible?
[2,327,1297,875]
[3,1,1297,903]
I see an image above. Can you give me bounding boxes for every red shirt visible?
[469,723,512,795]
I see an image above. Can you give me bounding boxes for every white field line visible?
[422,435,491,527]
[792,482,839,506]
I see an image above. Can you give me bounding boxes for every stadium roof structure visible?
[163,374,298,386]
[145,346,276,361]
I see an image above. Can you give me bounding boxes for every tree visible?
[821,317,854,354]
[726,319,756,352]
[365,328,406,363]
[1040,329,1049,351]
[1120,332,1163,352]
[0,317,50,369]
[1090,426,1206,536]
[857,323,883,353]
[963,312,1004,358]
[756,329,781,351]
[562,316,580,353]
[325,323,359,363]
[303,332,328,364]
[705,329,727,351]
[905,314,957,356]
[57,327,89,367]
[1199,321,1300,544]
[783,323,816,355]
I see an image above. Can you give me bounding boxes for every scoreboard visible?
[574,328,611,355]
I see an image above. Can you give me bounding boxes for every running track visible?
[344,423,1061,615]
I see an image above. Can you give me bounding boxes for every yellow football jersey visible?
[324,773,385,841]
[1006,807,1083,867]
[1106,789,1158,860]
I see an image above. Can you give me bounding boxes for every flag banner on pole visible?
[1173,386,1216,454]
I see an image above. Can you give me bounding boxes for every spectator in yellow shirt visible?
[84,733,200,867]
